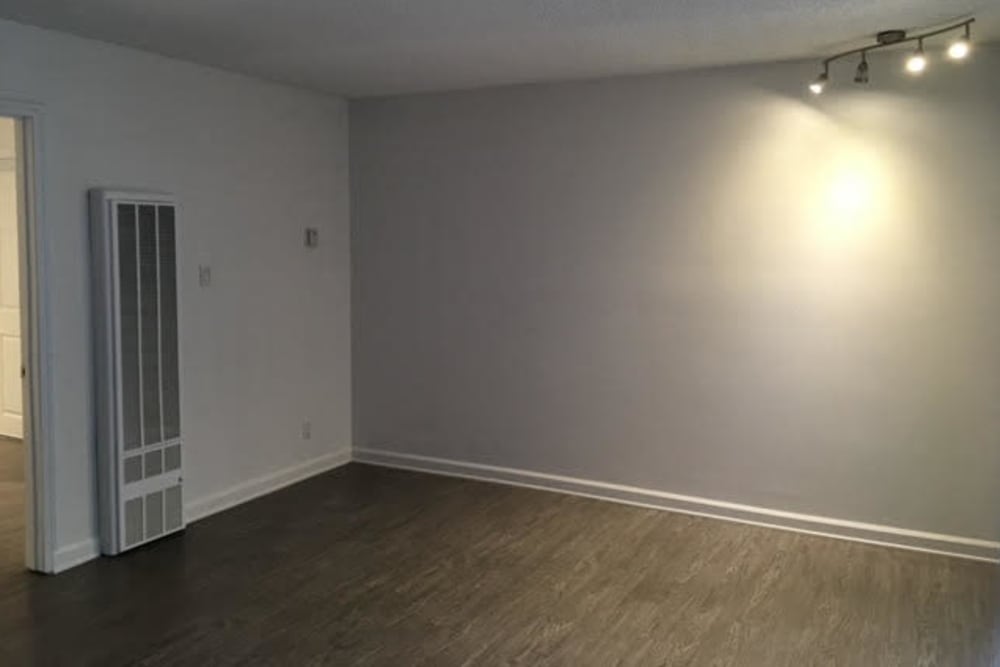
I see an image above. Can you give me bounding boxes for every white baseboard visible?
[353,447,1000,563]
[185,447,352,523]
[53,537,100,573]
[0,413,23,439]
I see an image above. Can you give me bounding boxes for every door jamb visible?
[0,96,56,573]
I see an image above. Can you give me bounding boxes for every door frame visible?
[0,96,56,573]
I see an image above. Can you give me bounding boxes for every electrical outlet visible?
[301,420,312,440]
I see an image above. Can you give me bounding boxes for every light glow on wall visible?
[812,143,884,244]
[827,166,873,221]
[707,91,926,296]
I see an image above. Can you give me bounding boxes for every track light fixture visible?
[854,52,870,84]
[810,68,828,95]
[808,18,973,94]
[905,39,927,74]
[948,23,972,60]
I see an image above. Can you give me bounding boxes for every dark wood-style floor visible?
[0,435,25,583]
[0,462,996,665]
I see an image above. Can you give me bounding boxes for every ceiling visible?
[0,1,994,96]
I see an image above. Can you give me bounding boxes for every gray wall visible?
[0,18,351,561]
[352,47,1000,541]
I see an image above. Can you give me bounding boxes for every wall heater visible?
[91,189,184,555]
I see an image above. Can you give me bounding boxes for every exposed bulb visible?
[809,72,828,95]
[905,50,927,74]
[948,39,970,60]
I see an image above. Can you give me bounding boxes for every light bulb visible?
[905,49,927,74]
[809,72,828,95]
[948,39,970,60]
[949,23,973,60]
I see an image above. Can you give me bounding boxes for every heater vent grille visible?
[93,190,185,555]
[119,484,184,547]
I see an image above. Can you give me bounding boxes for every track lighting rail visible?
[820,19,974,70]
[809,18,974,94]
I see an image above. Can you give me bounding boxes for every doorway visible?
[0,116,27,575]
[0,103,52,574]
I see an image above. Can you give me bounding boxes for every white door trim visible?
[0,96,56,573]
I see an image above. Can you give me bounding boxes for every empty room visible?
[0,1,998,665]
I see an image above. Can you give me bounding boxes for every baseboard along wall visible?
[185,448,352,523]
[352,447,1000,563]
[52,443,997,573]
[53,538,101,573]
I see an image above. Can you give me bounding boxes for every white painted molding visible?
[53,537,100,573]
[185,447,352,523]
[353,447,1000,563]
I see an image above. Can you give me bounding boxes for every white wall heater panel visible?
[91,189,184,555]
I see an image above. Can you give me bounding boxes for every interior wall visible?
[352,46,1000,543]
[0,19,352,564]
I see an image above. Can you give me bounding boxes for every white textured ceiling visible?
[0,1,994,96]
